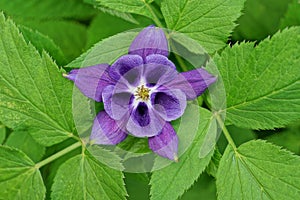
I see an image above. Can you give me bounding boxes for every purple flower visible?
[65,26,216,161]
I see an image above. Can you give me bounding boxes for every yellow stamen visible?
[135,85,150,101]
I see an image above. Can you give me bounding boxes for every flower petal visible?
[126,102,166,137]
[109,54,143,81]
[129,25,169,59]
[90,111,127,145]
[148,122,178,161]
[102,85,134,120]
[64,64,114,102]
[151,89,187,121]
[143,62,177,87]
[132,102,150,126]
[145,54,175,69]
[165,68,217,100]
[120,64,144,87]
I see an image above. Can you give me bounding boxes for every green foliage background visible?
[0,0,300,199]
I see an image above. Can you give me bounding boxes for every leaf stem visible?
[215,114,237,151]
[145,2,164,28]
[35,141,82,169]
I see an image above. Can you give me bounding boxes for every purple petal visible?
[132,102,150,127]
[126,103,166,138]
[143,62,178,87]
[148,122,178,161]
[145,54,176,69]
[165,68,217,100]
[151,89,187,121]
[64,69,78,81]
[90,111,127,145]
[129,25,169,59]
[102,85,133,120]
[64,64,114,102]
[121,65,144,87]
[109,54,143,81]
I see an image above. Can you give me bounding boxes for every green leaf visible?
[86,0,154,19]
[217,140,300,199]
[19,20,88,62]
[5,131,46,162]
[87,145,125,170]
[0,13,75,146]
[150,107,216,200]
[19,25,66,65]
[161,0,245,54]
[215,27,300,129]
[51,151,127,200]
[280,0,300,29]
[0,146,45,199]
[0,124,6,144]
[67,31,137,68]
[0,0,96,20]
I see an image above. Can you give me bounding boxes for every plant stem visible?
[35,141,82,169]
[216,114,237,151]
[145,2,164,28]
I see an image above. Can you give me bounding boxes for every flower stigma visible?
[135,85,151,101]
